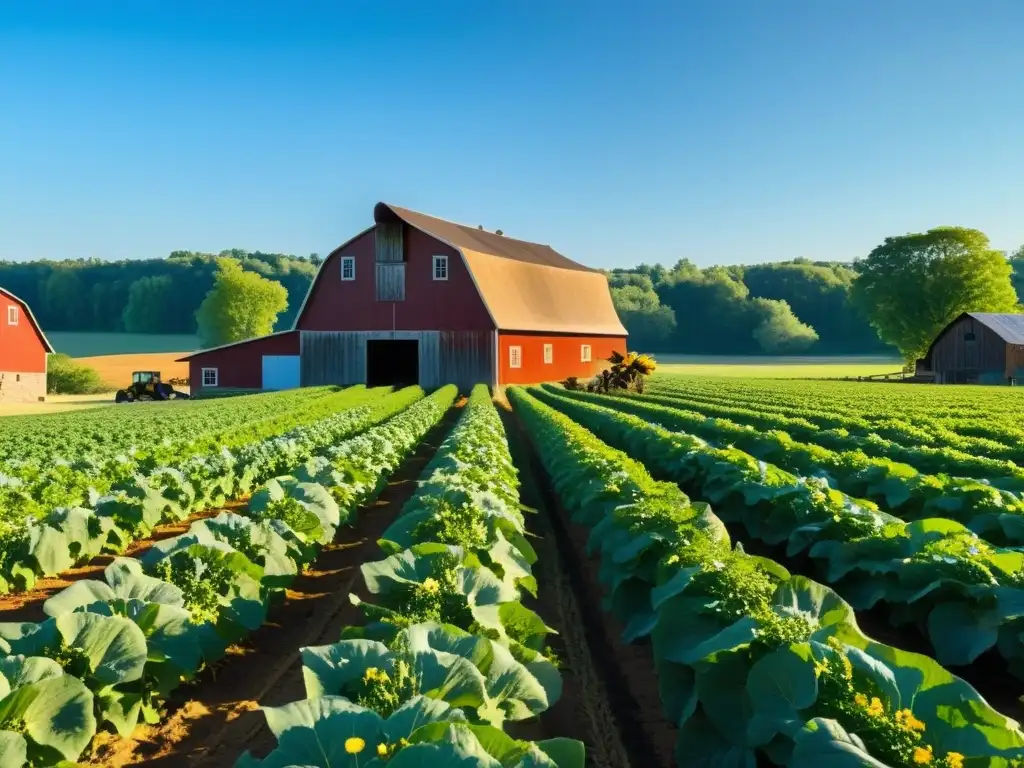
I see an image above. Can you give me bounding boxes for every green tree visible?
[122,275,176,333]
[749,298,819,353]
[609,283,677,350]
[195,258,288,347]
[1010,245,1024,303]
[850,227,1019,361]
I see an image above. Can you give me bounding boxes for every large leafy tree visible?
[195,257,288,347]
[850,227,1019,361]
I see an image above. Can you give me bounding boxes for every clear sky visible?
[1,1,1022,269]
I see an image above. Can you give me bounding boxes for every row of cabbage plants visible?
[0,386,419,595]
[543,386,1024,544]
[645,378,1024,454]
[242,384,584,768]
[0,386,458,766]
[530,386,1024,678]
[630,386,1024,482]
[645,377,1024,446]
[0,385,341,465]
[508,386,1024,768]
[0,386,381,521]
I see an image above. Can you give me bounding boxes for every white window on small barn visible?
[543,343,553,364]
[509,346,522,369]
[7,305,18,325]
[433,255,448,281]
[580,344,592,362]
[202,368,219,387]
[341,256,356,281]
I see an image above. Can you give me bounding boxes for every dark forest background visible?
[2,249,1023,355]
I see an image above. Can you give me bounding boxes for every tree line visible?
[3,233,1023,359]
[0,250,320,336]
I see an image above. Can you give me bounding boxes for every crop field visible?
[3,376,1024,768]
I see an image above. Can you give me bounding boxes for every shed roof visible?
[176,329,297,362]
[374,203,627,336]
[967,313,1024,345]
[0,287,54,353]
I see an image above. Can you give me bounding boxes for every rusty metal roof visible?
[967,313,1024,345]
[375,203,627,336]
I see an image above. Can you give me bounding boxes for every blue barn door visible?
[262,355,301,390]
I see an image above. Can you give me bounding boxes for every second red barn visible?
[181,203,627,393]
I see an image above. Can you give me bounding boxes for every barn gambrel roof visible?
[0,286,54,353]
[293,203,627,337]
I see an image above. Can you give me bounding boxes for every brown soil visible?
[500,404,676,768]
[85,401,464,767]
[0,501,247,623]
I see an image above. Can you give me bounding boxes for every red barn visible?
[180,202,627,393]
[0,287,54,403]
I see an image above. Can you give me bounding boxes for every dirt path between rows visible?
[0,502,247,623]
[499,405,675,768]
[85,402,464,767]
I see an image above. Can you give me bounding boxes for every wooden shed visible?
[0,287,54,402]
[917,312,1024,385]
[179,202,627,394]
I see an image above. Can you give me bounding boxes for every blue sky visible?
[1,1,1022,269]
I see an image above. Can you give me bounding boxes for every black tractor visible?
[115,371,191,403]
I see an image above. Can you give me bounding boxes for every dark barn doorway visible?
[366,339,419,387]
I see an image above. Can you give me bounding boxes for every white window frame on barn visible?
[580,344,592,362]
[202,367,219,387]
[509,346,522,369]
[7,305,18,325]
[543,343,553,364]
[341,256,356,281]
[432,255,448,281]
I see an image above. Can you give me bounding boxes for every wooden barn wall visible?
[300,330,493,390]
[375,221,404,262]
[376,263,406,301]
[1007,345,1024,379]
[929,315,1007,382]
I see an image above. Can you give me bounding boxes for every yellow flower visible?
[945,752,964,768]
[866,697,885,718]
[913,745,933,764]
[854,693,868,708]
[421,577,440,594]
[839,653,853,680]
[895,709,926,733]
[345,737,366,754]
[377,743,390,757]
[364,667,379,681]
[666,554,680,565]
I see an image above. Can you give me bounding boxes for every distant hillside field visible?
[48,332,201,357]
[75,352,191,390]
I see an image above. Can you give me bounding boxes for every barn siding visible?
[300,330,493,391]
[0,293,49,373]
[497,332,626,386]
[375,263,406,302]
[375,221,404,262]
[930,315,1007,383]
[185,331,300,394]
[297,227,493,333]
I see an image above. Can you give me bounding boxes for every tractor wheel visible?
[115,389,133,403]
